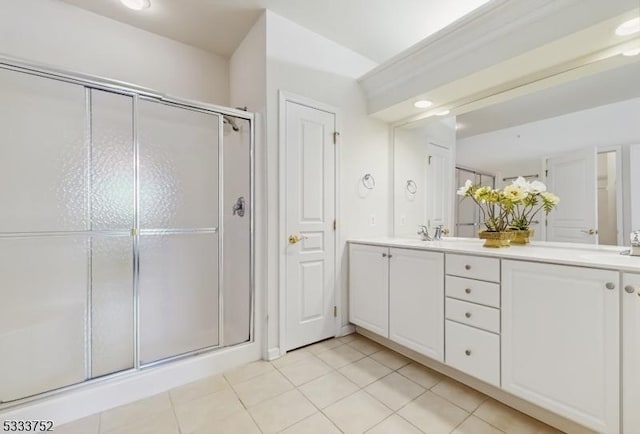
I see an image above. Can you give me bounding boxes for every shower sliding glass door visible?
[137,99,220,365]
[0,62,250,405]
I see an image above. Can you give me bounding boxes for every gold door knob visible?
[442,228,450,236]
[581,229,597,235]
[288,234,307,245]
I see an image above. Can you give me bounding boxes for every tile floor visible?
[55,334,563,434]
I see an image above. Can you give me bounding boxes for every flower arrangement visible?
[457,177,560,234]
[507,177,560,230]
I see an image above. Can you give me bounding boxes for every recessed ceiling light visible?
[120,0,151,10]
[623,48,640,56]
[435,110,450,116]
[615,17,640,36]
[414,100,433,108]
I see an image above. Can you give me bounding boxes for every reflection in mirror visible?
[393,117,456,238]
[394,59,640,246]
[456,60,640,246]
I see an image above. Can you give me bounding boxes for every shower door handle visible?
[232,196,246,217]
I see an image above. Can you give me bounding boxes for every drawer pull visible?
[625,285,636,294]
[465,288,472,294]
[465,264,472,270]
[465,349,472,356]
[605,282,615,290]
[465,312,472,318]
[382,253,387,258]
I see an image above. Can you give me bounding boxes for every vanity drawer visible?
[446,276,500,308]
[446,298,500,333]
[446,320,500,386]
[446,254,500,282]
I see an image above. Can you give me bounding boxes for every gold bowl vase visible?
[510,229,534,245]
[478,231,515,248]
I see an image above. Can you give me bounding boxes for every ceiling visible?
[60,0,489,63]
[456,59,640,139]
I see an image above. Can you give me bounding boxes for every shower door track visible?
[0,54,256,409]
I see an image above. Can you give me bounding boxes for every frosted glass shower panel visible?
[223,117,252,345]
[138,100,220,229]
[139,233,219,364]
[0,236,87,403]
[90,90,134,231]
[0,69,86,233]
[91,235,134,377]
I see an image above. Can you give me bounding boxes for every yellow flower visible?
[503,185,527,202]
[541,192,560,206]
[473,186,491,202]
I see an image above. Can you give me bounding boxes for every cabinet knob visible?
[625,285,636,294]
[465,312,472,318]
[605,282,616,290]
[465,350,472,356]
[465,264,471,270]
[465,288,472,294]
[382,253,387,258]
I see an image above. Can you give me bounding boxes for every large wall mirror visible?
[393,57,640,247]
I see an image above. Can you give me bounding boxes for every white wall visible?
[457,98,640,244]
[229,14,268,357]
[0,0,229,104]
[261,11,388,355]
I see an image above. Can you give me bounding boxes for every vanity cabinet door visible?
[349,243,389,337]
[389,249,444,361]
[623,272,640,434]
[502,260,619,434]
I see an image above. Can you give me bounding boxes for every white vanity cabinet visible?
[348,243,390,337]
[445,254,501,386]
[389,248,444,361]
[348,243,444,360]
[623,272,640,434]
[502,260,619,434]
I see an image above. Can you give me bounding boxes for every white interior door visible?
[284,100,336,351]
[426,142,453,232]
[546,148,598,244]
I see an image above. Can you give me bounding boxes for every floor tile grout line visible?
[394,410,429,434]
[448,413,473,434]
[167,390,184,434]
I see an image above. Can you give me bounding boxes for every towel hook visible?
[406,180,417,194]
[362,173,376,190]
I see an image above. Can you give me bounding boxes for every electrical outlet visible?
[400,215,406,226]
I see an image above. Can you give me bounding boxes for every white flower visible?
[512,176,530,191]
[529,180,547,193]
[541,192,560,205]
[457,179,473,196]
[503,185,527,202]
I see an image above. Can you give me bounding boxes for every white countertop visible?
[348,237,640,273]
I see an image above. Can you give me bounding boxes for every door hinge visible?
[130,228,137,237]
[428,155,432,165]
[333,131,340,144]
[545,169,549,177]
[333,306,337,317]
[333,220,336,230]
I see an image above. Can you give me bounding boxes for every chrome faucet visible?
[631,230,640,256]
[418,224,445,241]
[417,225,432,241]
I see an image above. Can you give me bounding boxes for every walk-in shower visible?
[0,58,254,405]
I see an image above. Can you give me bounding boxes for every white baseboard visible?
[337,324,356,337]
[267,347,281,360]
[0,342,261,427]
